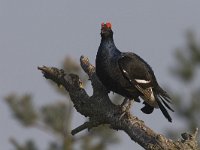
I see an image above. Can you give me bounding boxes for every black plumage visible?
[96,22,174,122]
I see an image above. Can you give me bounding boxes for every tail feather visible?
[156,96,172,122]
[154,86,174,122]
[158,89,172,103]
[162,95,172,104]
[159,95,174,112]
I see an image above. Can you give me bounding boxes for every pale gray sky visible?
[1,1,200,150]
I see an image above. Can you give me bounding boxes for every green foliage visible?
[41,103,67,133]
[5,94,37,126]
[5,56,119,150]
[47,142,62,150]
[10,139,38,150]
[168,31,200,139]
[171,31,200,82]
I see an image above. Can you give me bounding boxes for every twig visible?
[71,121,101,135]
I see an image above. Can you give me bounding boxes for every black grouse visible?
[96,22,174,122]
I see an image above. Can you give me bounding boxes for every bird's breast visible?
[96,54,131,91]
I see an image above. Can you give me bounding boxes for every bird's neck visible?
[101,36,114,42]
[100,37,121,56]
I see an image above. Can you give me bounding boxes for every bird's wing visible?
[118,53,174,122]
[118,53,154,99]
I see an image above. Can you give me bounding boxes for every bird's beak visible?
[101,27,108,34]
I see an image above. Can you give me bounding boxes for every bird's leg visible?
[121,98,133,109]
[119,98,133,120]
[120,97,129,106]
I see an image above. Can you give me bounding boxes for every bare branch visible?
[38,56,199,150]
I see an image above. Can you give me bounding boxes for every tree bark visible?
[38,56,199,150]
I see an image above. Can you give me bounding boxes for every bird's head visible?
[101,22,113,38]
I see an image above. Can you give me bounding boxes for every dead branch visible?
[38,56,199,150]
